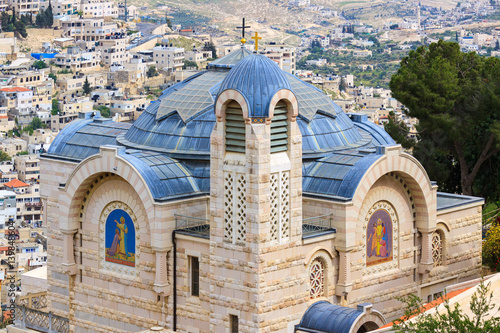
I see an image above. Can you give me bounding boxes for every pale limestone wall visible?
[208,89,307,333]
[433,205,482,282]
[303,169,482,321]
[175,236,211,333]
[349,174,416,318]
[40,157,77,320]
[41,148,211,333]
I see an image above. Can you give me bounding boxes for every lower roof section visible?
[436,192,484,211]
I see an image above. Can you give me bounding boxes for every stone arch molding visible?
[352,146,437,231]
[215,89,250,122]
[59,146,156,244]
[267,89,299,122]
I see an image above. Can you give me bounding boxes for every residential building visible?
[0,138,28,156]
[97,34,130,66]
[14,154,40,183]
[60,18,119,42]
[81,0,118,18]
[54,46,101,72]
[4,179,42,226]
[10,0,40,16]
[153,46,185,72]
[262,43,296,74]
[57,73,107,92]
[353,50,372,57]
[110,96,147,122]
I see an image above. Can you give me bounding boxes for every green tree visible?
[384,111,416,149]
[82,76,91,95]
[339,76,347,92]
[393,280,500,333]
[51,98,59,115]
[1,12,10,31]
[203,41,217,59]
[390,41,500,197]
[146,65,158,78]
[0,151,11,162]
[13,20,27,38]
[46,0,53,27]
[95,105,110,118]
[48,72,57,83]
[31,117,42,130]
[33,60,48,69]
[183,60,198,69]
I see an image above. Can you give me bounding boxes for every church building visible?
[40,45,483,333]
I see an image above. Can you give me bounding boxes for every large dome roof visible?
[117,49,389,159]
[47,48,396,200]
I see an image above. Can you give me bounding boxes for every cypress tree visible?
[46,0,53,27]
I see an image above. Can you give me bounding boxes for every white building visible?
[153,46,185,72]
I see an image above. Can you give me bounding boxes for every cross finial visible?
[236,18,250,45]
[251,32,262,52]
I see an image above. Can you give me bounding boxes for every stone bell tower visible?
[209,54,306,332]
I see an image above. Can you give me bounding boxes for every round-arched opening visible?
[356,321,380,333]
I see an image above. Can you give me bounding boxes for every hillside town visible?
[0,0,497,331]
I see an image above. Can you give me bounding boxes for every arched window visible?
[310,258,325,298]
[270,101,288,153]
[432,230,443,266]
[225,101,245,153]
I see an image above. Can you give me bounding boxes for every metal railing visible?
[302,214,336,238]
[13,292,69,333]
[15,306,69,333]
[174,214,210,239]
[17,292,47,309]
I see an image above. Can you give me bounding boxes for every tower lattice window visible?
[309,258,325,299]
[432,231,443,267]
[269,171,290,242]
[223,172,246,243]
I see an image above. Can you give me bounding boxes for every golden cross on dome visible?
[236,18,250,45]
[251,32,262,52]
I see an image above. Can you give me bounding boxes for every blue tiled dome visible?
[48,49,396,200]
[217,54,291,118]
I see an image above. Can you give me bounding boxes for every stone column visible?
[153,249,171,296]
[335,249,353,296]
[418,228,435,274]
[61,229,77,276]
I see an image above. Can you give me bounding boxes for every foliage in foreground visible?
[393,279,500,333]
[483,223,500,272]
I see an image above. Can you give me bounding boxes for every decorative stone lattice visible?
[235,174,247,242]
[432,231,443,267]
[280,171,290,239]
[270,173,279,241]
[309,258,325,298]
[223,172,234,242]
[269,171,290,242]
